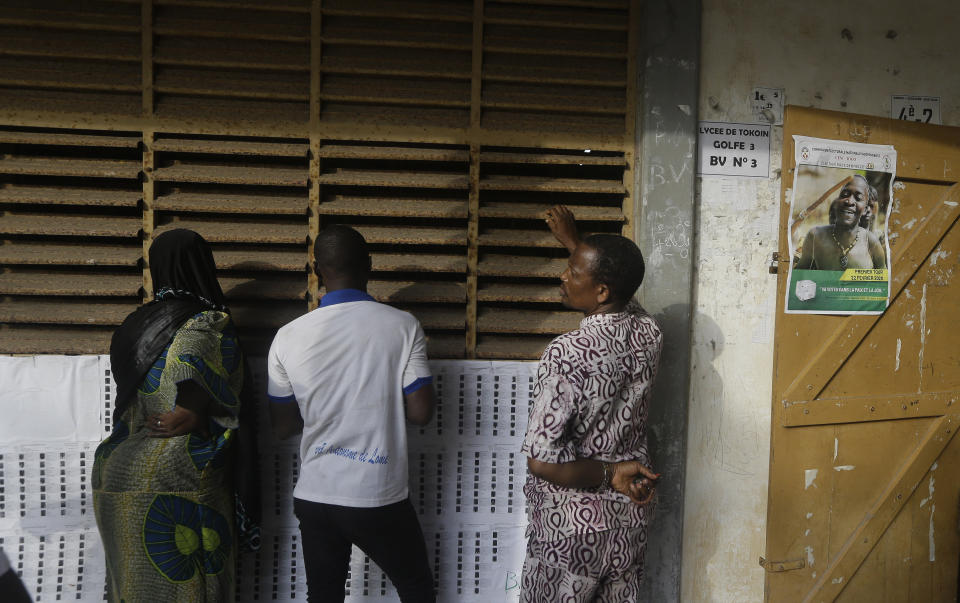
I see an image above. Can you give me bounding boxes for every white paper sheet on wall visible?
[0,356,537,603]
[0,356,104,443]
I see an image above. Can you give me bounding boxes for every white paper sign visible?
[0,356,103,443]
[697,121,771,177]
[891,95,941,125]
[751,87,784,125]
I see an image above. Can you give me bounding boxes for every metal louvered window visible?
[0,0,637,359]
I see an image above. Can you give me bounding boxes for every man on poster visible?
[520,205,661,602]
[795,174,886,271]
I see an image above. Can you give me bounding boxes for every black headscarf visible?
[109,229,261,547]
[110,229,225,420]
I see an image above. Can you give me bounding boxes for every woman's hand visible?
[144,406,206,438]
[611,460,660,505]
[545,205,580,252]
[144,380,211,438]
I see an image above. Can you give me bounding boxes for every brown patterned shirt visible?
[521,302,662,541]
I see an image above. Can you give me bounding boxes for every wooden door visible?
[765,106,960,602]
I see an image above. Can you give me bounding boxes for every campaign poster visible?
[785,136,896,314]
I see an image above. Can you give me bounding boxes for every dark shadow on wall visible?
[643,302,695,599]
[674,310,725,603]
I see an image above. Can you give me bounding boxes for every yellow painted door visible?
[765,106,960,602]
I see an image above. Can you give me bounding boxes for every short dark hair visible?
[582,233,646,303]
[314,224,370,276]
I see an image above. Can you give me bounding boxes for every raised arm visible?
[546,205,580,253]
[867,230,887,269]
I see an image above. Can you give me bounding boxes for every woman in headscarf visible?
[93,229,260,602]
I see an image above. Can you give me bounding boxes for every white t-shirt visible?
[267,289,432,507]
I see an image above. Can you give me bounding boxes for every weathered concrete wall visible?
[684,1,960,601]
[635,1,700,601]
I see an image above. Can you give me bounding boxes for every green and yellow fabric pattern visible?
[93,311,243,603]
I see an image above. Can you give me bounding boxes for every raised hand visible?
[545,205,580,252]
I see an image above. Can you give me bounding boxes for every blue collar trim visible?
[320,288,376,308]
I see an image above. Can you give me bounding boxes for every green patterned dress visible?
[93,311,243,602]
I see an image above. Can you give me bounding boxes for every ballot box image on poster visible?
[795,279,817,301]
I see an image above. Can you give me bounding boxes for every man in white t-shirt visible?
[268,225,436,603]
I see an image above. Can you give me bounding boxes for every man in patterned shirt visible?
[520,205,662,602]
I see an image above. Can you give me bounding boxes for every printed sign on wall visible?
[697,121,771,177]
[751,87,784,125]
[891,95,941,125]
[785,136,897,315]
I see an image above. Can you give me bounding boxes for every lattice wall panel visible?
[0,127,144,353]
[476,146,627,358]
[317,140,470,358]
[480,0,630,139]
[0,1,142,118]
[153,2,311,124]
[319,1,473,129]
[151,133,311,355]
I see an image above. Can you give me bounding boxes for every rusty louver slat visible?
[0,326,114,354]
[0,212,141,238]
[0,155,141,179]
[0,25,140,62]
[0,185,141,207]
[478,282,559,303]
[0,130,140,148]
[479,254,567,278]
[153,191,306,215]
[0,271,142,296]
[476,335,554,360]
[373,252,467,274]
[480,202,623,221]
[0,240,140,266]
[0,299,137,326]
[367,280,467,304]
[319,196,468,219]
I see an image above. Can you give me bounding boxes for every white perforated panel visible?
[0,357,535,602]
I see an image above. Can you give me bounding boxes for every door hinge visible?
[759,556,805,572]
[768,252,780,274]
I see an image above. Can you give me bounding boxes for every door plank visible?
[782,184,960,402]
[802,415,958,602]
[783,391,957,427]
